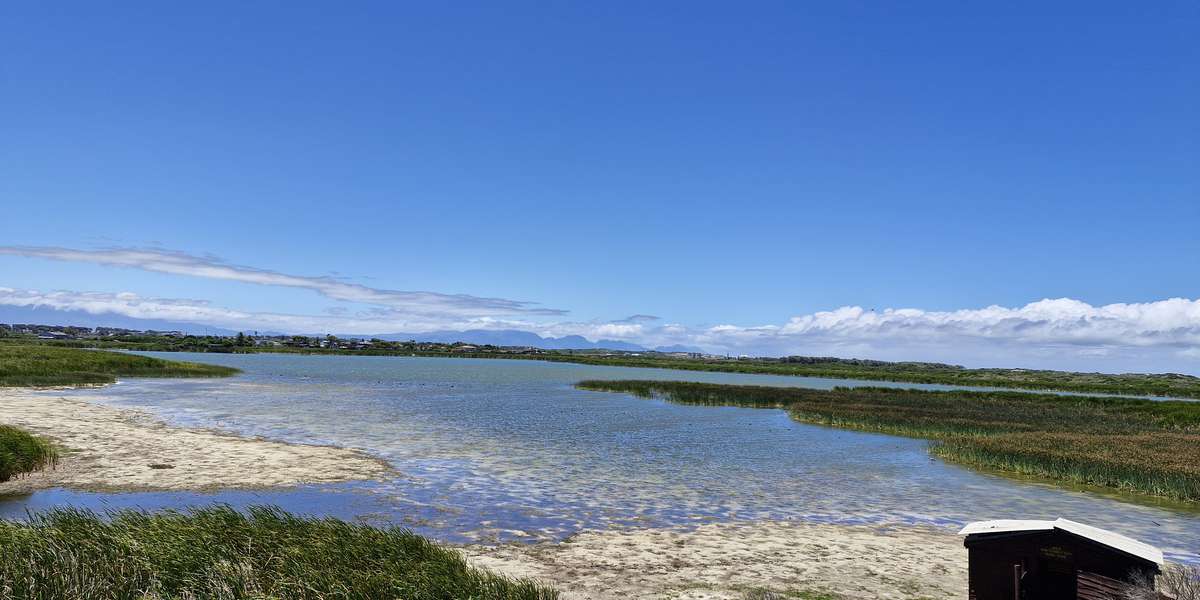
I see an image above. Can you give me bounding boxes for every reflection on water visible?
[5,353,1197,563]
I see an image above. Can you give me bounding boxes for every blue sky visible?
[2,3,1198,371]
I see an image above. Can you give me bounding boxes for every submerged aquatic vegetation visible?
[0,344,239,387]
[577,380,1200,502]
[0,424,57,482]
[0,505,558,600]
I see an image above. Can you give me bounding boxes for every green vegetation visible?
[0,344,239,387]
[13,327,1200,397]
[0,424,57,482]
[578,380,1200,502]
[0,505,558,600]
[548,354,1200,398]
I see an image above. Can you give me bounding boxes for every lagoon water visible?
[5,353,1198,562]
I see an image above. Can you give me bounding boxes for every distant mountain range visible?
[0,306,238,336]
[346,329,649,351]
[0,306,686,352]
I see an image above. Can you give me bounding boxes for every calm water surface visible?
[5,353,1197,563]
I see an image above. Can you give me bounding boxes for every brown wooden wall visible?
[965,529,1158,600]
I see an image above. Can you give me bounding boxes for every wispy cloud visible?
[0,246,565,319]
[0,287,514,334]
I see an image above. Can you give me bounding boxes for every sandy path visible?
[464,520,967,600]
[0,388,393,493]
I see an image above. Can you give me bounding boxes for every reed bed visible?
[540,354,1200,398]
[935,432,1200,501]
[577,380,1200,502]
[0,505,558,600]
[0,345,239,387]
[0,424,57,482]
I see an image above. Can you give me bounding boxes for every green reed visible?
[0,345,239,387]
[0,424,57,482]
[0,505,558,600]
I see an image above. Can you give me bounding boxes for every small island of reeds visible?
[578,380,1200,503]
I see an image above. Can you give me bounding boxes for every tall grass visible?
[0,345,239,387]
[0,505,558,600]
[578,380,1200,502]
[0,424,57,482]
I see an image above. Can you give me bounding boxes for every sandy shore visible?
[0,388,394,493]
[464,520,967,600]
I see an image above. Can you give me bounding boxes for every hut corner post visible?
[1012,563,1023,600]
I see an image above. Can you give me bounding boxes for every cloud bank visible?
[0,246,564,319]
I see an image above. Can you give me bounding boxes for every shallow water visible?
[5,353,1197,563]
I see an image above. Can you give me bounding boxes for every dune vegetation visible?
[578,380,1200,502]
[0,424,57,482]
[0,344,239,387]
[0,505,558,600]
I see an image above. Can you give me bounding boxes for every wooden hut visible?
[960,518,1163,599]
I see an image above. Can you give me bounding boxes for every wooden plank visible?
[1078,570,1126,600]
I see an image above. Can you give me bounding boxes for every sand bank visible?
[0,388,393,493]
[465,520,967,599]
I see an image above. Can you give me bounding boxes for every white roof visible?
[959,518,1163,565]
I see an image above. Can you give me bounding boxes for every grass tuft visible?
[0,424,57,482]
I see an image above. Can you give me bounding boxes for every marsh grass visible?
[0,505,558,600]
[0,345,239,387]
[578,380,1200,502]
[0,424,57,482]
[522,354,1200,398]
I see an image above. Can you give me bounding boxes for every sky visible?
[1,2,1198,372]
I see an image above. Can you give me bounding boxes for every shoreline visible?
[0,387,395,494]
[462,520,968,599]
[0,384,974,598]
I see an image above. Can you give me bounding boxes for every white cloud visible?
[0,246,565,319]
[773,298,1200,348]
[0,287,510,334]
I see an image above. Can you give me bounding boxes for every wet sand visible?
[0,388,394,493]
[464,520,968,599]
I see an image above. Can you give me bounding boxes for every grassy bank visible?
[578,380,1200,502]
[0,424,57,482]
[0,505,558,600]
[0,345,239,387]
